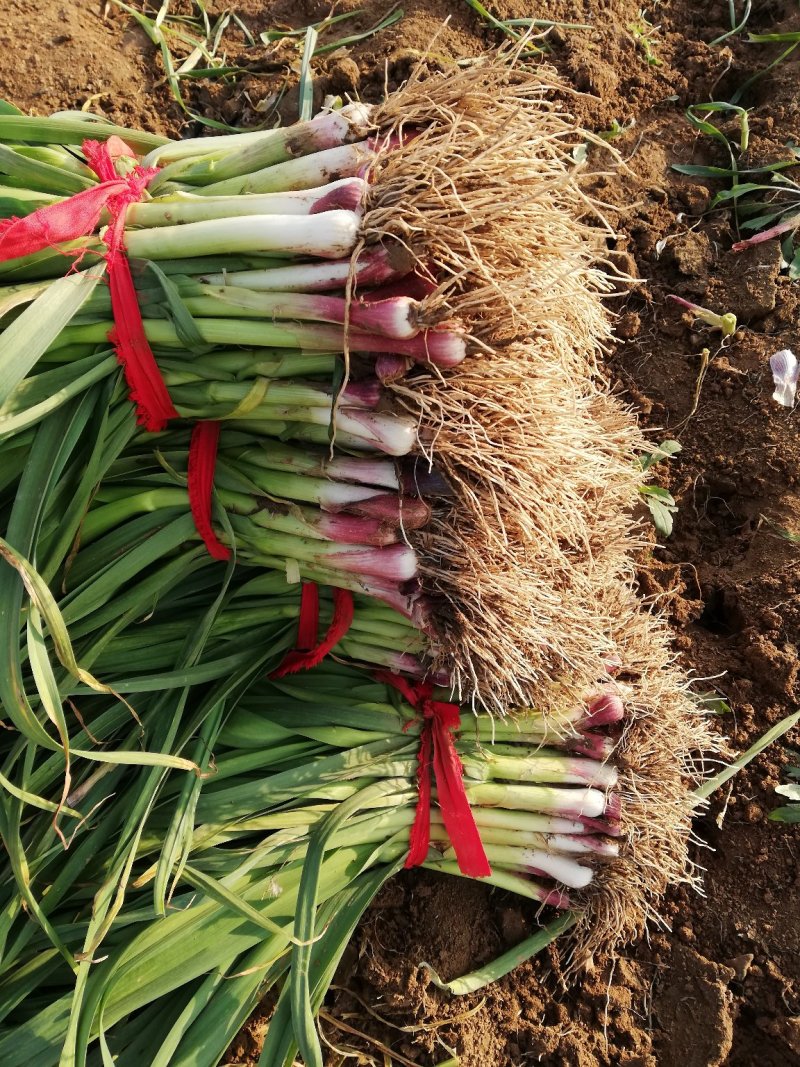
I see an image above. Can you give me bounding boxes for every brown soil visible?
[2,1,800,1065]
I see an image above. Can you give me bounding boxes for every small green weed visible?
[638,439,681,537]
[732,30,800,104]
[709,0,752,46]
[112,0,256,129]
[628,13,663,67]
[598,118,636,142]
[260,6,404,57]
[759,514,800,544]
[692,690,733,716]
[667,296,738,337]
[673,96,800,273]
[112,2,404,131]
[771,755,800,823]
[462,0,590,42]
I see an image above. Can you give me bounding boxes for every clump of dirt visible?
[0,0,173,133]
[2,1,799,1065]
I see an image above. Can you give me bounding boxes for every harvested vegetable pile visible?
[0,47,711,1066]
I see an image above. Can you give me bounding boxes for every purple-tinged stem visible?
[576,815,623,838]
[423,860,571,908]
[322,542,418,582]
[375,353,412,382]
[339,379,383,408]
[323,491,430,530]
[347,296,421,339]
[323,454,400,489]
[326,407,417,456]
[603,654,622,675]
[566,733,616,761]
[605,793,622,822]
[400,460,454,498]
[194,288,424,340]
[556,834,619,858]
[732,214,800,252]
[197,141,376,197]
[198,242,414,292]
[361,270,438,303]
[126,178,368,227]
[243,503,403,547]
[465,783,608,820]
[582,690,625,727]
[308,177,368,214]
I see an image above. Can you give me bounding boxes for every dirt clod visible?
[656,945,736,1067]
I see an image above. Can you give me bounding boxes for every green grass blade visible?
[83,845,376,1031]
[127,971,235,1067]
[0,535,126,702]
[152,704,222,916]
[0,798,78,975]
[290,781,396,1067]
[194,736,415,821]
[69,748,198,772]
[0,116,167,150]
[0,354,117,442]
[62,826,155,1067]
[298,27,318,123]
[60,513,199,624]
[61,510,195,595]
[66,650,259,694]
[152,550,240,913]
[0,948,61,1024]
[313,6,404,55]
[710,0,751,45]
[0,144,94,196]
[261,10,360,41]
[0,399,97,747]
[747,30,800,42]
[770,803,800,823]
[2,802,121,974]
[0,994,71,1065]
[0,267,105,407]
[422,911,580,994]
[261,862,401,1067]
[164,945,288,1067]
[180,864,298,940]
[731,39,800,104]
[694,709,800,801]
[26,602,73,808]
[40,387,136,585]
[462,0,522,41]
[0,767,80,818]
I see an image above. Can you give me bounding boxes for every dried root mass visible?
[362,53,645,709]
[363,49,715,954]
[571,592,718,960]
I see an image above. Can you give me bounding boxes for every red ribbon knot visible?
[271,582,355,678]
[84,138,179,433]
[188,420,230,561]
[375,671,491,878]
[0,135,177,432]
[0,136,230,560]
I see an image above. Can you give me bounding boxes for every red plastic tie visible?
[84,138,178,432]
[187,421,230,561]
[375,671,491,878]
[0,136,177,432]
[296,582,321,651]
[271,584,355,678]
[0,137,242,558]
